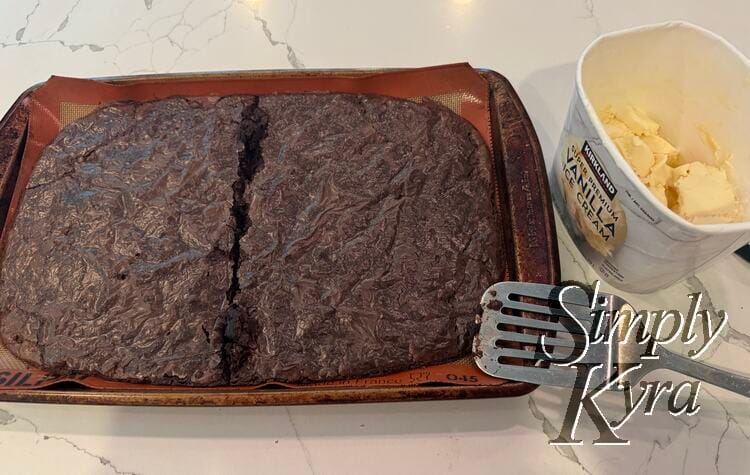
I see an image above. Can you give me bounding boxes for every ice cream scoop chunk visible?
[672,162,742,224]
[644,156,673,206]
[613,135,654,179]
[604,117,633,139]
[610,104,660,136]
[642,135,681,166]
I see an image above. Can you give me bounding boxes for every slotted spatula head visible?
[473,282,609,388]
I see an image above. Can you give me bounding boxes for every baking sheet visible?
[0,67,559,404]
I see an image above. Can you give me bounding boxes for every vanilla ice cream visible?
[599,105,743,224]
[672,162,742,223]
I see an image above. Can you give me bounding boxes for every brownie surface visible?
[0,98,28,186]
[0,93,502,386]
[0,96,257,385]
[229,94,501,384]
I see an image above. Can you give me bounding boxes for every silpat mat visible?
[0,63,513,390]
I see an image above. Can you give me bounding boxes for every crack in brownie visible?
[0,93,502,386]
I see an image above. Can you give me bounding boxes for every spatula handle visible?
[657,349,750,398]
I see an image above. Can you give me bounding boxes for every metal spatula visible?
[474,282,750,397]
[473,281,610,388]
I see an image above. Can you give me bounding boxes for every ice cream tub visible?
[552,21,750,293]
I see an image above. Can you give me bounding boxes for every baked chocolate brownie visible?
[0,93,501,386]
[229,94,501,384]
[0,96,259,385]
[0,98,28,186]
[0,99,29,226]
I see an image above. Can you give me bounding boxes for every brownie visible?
[0,92,501,386]
[0,100,29,225]
[229,94,500,384]
[0,96,259,385]
[0,98,28,185]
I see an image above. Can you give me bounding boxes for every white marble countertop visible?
[1,1,749,473]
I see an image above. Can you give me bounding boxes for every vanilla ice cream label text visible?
[559,138,627,256]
